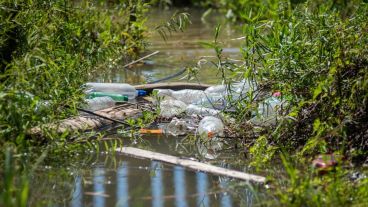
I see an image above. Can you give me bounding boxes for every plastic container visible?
[197,116,224,139]
[166,118,189,136]
[84,97,115,111]
[193,93,226,109]
[87,92,128,102]
[186,104,220,117]
[205,85,226,94]
[250,96,282,126]
[170,89,207,104]
[197,116,224,153]
[159,99,187,118]
[86,82,137,99]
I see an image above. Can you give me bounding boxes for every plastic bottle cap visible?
[137,90,147,97]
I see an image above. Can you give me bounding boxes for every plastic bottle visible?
[84,97,115,111]
[166,118,188,136]
[250,96,282,126]
[169,89,207,104]
[86,82,137,99]
[152,89,174,102]
[197,116,224,153]
[87,92,128,102]
[205,85,226,94]
[197,116,224,139]
[193,93,226,109]
[159,99,187,118]
[186,104,220,117]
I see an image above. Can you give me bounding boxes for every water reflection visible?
[219,177,233,207]
[71,176,82,207]
[151,161,164,207]
[174,166,188,207]
[196,172,209,207]
[67,156,248,207]
[117,162,129,207]
[93,168,106,207]
[92,8,242,85]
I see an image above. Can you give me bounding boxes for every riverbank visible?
[1,1,367,206]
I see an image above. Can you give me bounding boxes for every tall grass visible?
[196,1,368,205]
[0,0,148,145]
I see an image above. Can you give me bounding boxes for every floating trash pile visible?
[30,81,287,159]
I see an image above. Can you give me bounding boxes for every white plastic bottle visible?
[86,82,137,99]
[197,116,224,139]
[84,97,115,111]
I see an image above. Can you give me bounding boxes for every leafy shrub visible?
[0,0,148,144]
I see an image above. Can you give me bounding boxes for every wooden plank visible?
[134,82,211,93]
[117,147,266,183]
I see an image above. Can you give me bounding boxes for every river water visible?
[94,8,243,85]
[27,8,266,207]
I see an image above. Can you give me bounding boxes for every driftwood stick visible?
[76,108,130,126]
[123,51,160,69]
[117,147,266,183]
[134,82,211,93]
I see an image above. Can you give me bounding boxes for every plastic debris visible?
[197,116,224,139]
[186,104,220,117]
[250,95,283,126]
[139,129,163,134]
[166,118,189,136]
[87,92,128,102]
[84,97,115,111]
[86,82,139,99]
[312,154,339,175]
[159,99,187,118]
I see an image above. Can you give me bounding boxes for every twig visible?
[123,51,160,69]
[76,107,130,126]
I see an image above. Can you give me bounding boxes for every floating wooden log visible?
[117,147,266,183]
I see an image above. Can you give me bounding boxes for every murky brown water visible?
[93,8,243,85]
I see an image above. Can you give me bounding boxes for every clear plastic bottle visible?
[250,96,282,126]
[152,89,174,100]
[186,104,220,117]
[197,116,224,139]
[166,118,188,136]
[205,85,226,94]
[159,99,187,118]
[170,89,207,104]
[197,116,224,153]
[84,96,115,111]
[193,93,226,109]
[86,82,137,99]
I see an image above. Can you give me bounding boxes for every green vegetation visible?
[194,0,367,206]
[0,0,148,145]
[1,0,367,206]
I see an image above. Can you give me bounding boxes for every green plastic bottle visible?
[87,92,128,102]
